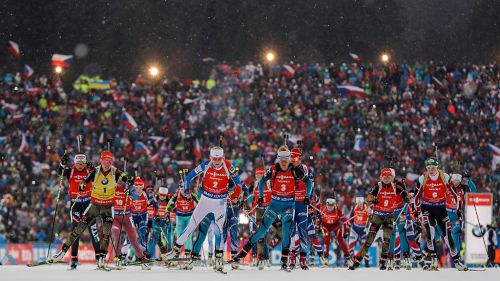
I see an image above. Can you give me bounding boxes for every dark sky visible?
[0,0,498,79]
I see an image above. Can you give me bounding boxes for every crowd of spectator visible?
[0,60,498,243]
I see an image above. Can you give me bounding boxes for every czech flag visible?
[6,41,20,57]
[51,54,73,68]
[23,64,34,79]
[120,112,138,129]
[282,64,295,79]
[349,52,360,62]
[353,134,367,151]
[336,85,366,99]
[193,139,202,160]
[134,141,151,157]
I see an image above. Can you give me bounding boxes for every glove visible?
[78,182,86,192]
[457,209,463,221]
[127,177,134,185]
[238,200,245,209]
[257,197,264,206]
[463,170,470,179]
[86,161,94,169]
[61,152,69,165]
[304,197,311,205]
[371,198,379,204]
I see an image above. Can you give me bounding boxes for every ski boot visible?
[386,258,394,270]
[379,256,388,270]
[183,253,200,270]
[401,256,412,270]
[68,257,78,270]
[453,256,468,271]
[289,251,296,270]
[320,252,329,267]
[48,244,69,263]
[252,254,258,267]
[415,254,424,268]
[137,256,151,270]
[394,258,401,270]
[280,255,290,271]
[113,255,124,269]
[208,253,214,267]
[97,254,108,269]
[299,255,309,270]
[213,250,224,271]
[364,256,370,268]
[348,256,361,270]
[230,251,239,269]
[161,243,181,261]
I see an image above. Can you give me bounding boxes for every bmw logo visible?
[101,178,109,185]
[472,225,486,237]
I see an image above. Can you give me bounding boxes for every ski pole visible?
[46,150,66,260]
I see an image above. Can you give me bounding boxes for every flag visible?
[177,160,193,168]
[148,136,164,146]
[134,141,151,157]
[120,112,138,129]
[51,54,73,68]
[353,134,367,151]
[183,97,201,105]
[6,41,20,57]
[487,144,500,171]
[98,132,104,144]
[349,52,360,62]
[23,64,34,78]
[405,172,420,187]
[193,139,202,160]
[26,87,41,95]
[282,64,295,79]
[89,80,110,90]
[202,57,215,63]
[32,161,51,174]
[1,101,18,111]
[19,133,29,154]
[337,85,366,99]
[13,114,25,121]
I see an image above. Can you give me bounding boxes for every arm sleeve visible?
[258,168,273,198]
[166,194,178,212]
[467,178,477,193]
[185,163,206,194]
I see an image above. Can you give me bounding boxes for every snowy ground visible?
[1,264,498,281]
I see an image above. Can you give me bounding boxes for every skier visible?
[49,151,138,269]
[230,146,312,271]
[58,152,100,269]
[165,183,198,267]
[223,180,249,268]
[347,197,370,267]
[348,168,409,270]
[131,180,155,255]
[111,177,150,269]
[147,186,171,259]
[414,158,467,271]
[447,172,477,254]
[288,147,314,270]
[250,167,272,269]
[162,146,242,272]
[320,198,351,266]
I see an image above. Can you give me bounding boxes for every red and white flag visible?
[7,41,20,57]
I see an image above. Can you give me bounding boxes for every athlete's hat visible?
[425,158,439,167]
[277,146,291,160]
[159,187,169,195]
[100,151,113,161]
[255,167,265,176]
[326,198,336,205]
[451,174,462,182]
[380,167,394,177]
[134,177,144,188]
[210,146,224,159]
[74,154,87,164]
[290,147,302,158]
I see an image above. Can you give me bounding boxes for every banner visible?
[0,243,115,265]
[464,193,493,264]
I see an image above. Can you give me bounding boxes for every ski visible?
[467,268,486,271]
[26,261,67,267]
[214,267,228,274]
[126,257,190,266]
